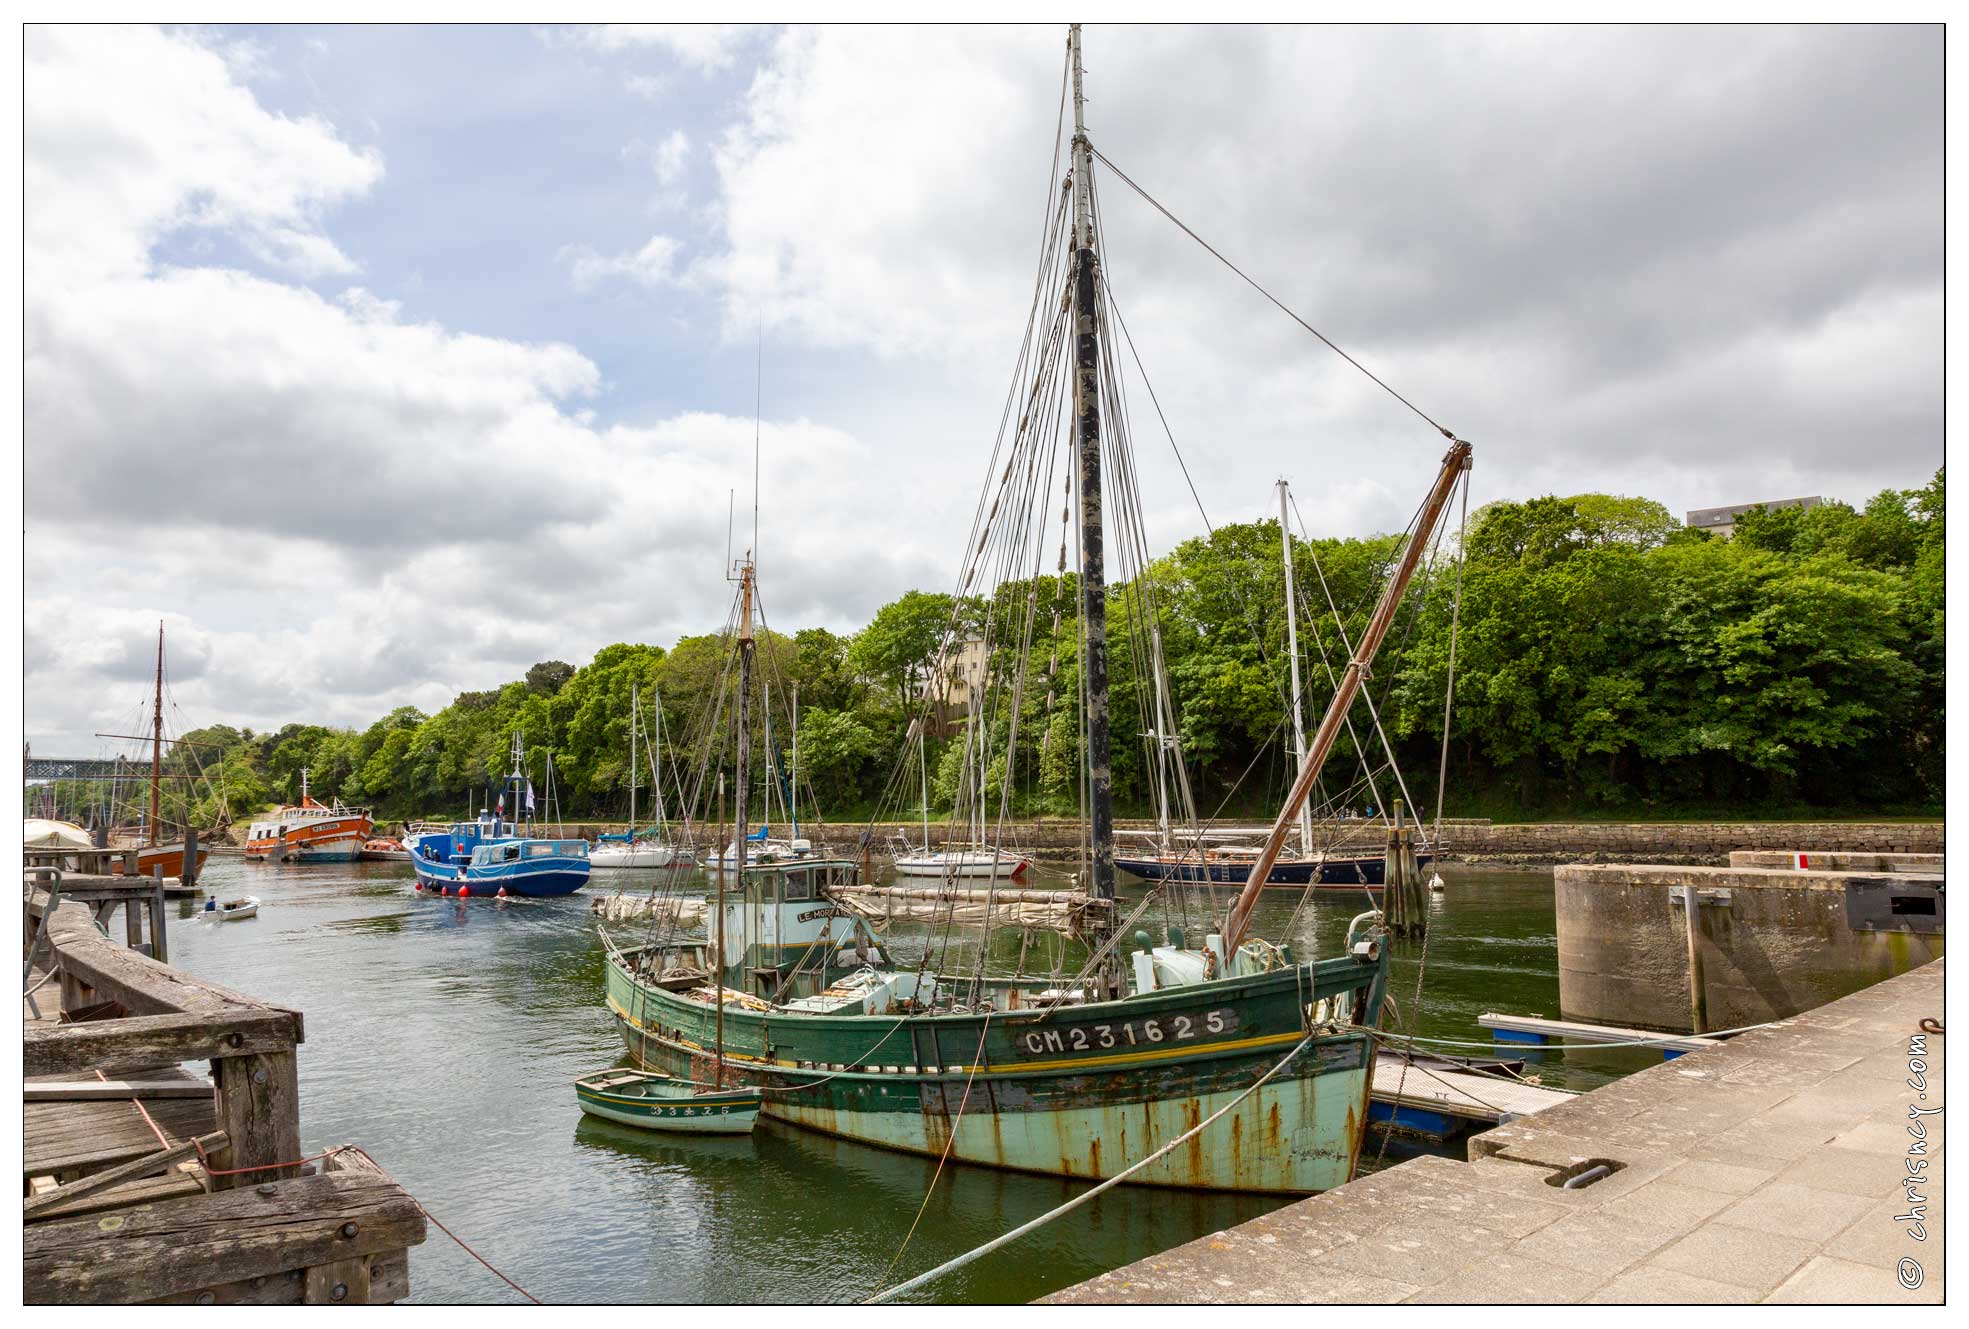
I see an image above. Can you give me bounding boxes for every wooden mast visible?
[1222,440,1472,955]
[149,622,163,846]
[1068,25,1117,926]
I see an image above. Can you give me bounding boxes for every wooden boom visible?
[1221,439,1472,954]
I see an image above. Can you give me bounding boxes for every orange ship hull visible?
[244,815,373,863]
[110,844,211,878]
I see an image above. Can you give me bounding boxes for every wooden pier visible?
[23,878,426,1304]
[1479,1012,1723,1057]
[1369,1054,1574,1138]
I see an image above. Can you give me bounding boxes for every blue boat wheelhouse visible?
[405,735,591,898]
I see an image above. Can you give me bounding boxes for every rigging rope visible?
[1089,144,1462,444]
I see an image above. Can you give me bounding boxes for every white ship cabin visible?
[626,857,1311,1015]
[247,798,367,842]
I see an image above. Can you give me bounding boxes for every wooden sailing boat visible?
[605,25,1466,1191]
[103,624,213,879]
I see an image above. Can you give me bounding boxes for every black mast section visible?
[1068,25,1116,912]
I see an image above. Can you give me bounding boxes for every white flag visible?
[526,781,536,812]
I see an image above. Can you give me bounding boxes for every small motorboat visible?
[360,837,409,862]
[203,895,259,921]
[573,1068,761,1134]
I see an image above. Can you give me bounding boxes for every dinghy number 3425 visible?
[1017,1008,1242,1057]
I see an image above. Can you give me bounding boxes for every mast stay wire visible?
[1290,487,1453,840]
[1087,144,1464,446]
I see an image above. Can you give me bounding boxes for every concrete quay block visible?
[1555,862,1943,1033]
[1716,1181,1877,1244]
[1646,1222,1819,1294]
[1406,1253,1608,1304]
[1587,1267,1759,1304]
[1508,1210,1683,1277]
[1767,1255,1940,1305]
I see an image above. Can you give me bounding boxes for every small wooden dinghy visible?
[203,896,259,921]
[573,1068,760,1134]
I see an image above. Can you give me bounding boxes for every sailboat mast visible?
[1278,480,1313,849]
[790,683,799,840]
[724,559,757,1087]
[629,682,638,833]
[1068,24,1115,906]
[651,685,667,835]
[1223,441,1473,953]
[149,622,163,846]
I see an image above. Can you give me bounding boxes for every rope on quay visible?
[863,1030,1317,1305]
[99,1071,543,1304]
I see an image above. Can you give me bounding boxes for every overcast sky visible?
[23,23,1942,756]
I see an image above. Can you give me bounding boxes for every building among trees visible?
[1685,495,1822,539]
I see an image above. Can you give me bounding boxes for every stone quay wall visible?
[342,816,1941,864]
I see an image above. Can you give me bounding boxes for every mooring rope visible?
[863,1029,1317,1304]
[873,1011,995,1289]
[93,1070,542,1303]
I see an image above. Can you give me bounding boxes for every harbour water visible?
[166,859,1652,1303]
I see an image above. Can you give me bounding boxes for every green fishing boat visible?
[573,1068,761,1135]
[602,24,1471,1194]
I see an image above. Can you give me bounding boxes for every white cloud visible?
[557,234,686,291]
[625,72,669,101]
[580,24,751,73]
[649,129,690,186]
[25,25,381,285]
[23,25,929,753]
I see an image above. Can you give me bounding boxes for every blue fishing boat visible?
[405,735,591,897]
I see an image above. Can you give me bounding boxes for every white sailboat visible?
[891,718,1030,881]
[590,683,690,869]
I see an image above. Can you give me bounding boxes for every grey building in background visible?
[1685,495,1823,540]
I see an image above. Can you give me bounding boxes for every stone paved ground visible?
[1049,958,1943,1304]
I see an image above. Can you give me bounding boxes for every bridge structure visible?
[23,756,156,782]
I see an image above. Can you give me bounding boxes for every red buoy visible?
[458,884,471,899]
[497,887,509,898]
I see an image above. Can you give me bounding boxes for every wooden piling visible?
[1382,801,1426,938]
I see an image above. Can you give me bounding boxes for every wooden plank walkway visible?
[1371,1056,1574,1125]
[22,882,426,1304]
